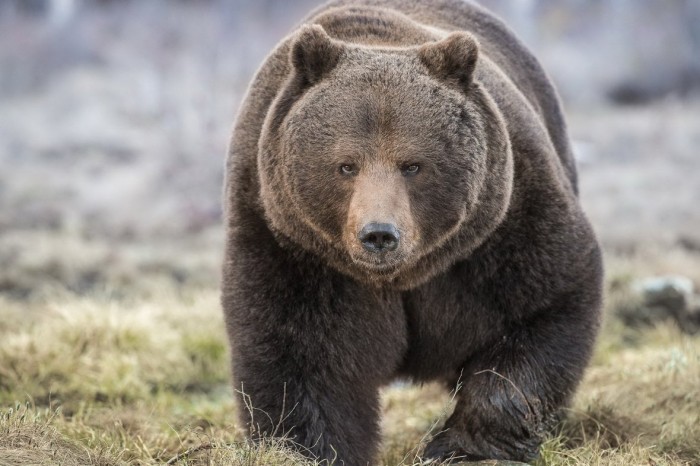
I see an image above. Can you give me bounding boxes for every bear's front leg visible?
[423,290,600,463]
[222,226,406,466]
[234,347,381,466]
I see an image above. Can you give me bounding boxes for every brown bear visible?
[221,0,603,464]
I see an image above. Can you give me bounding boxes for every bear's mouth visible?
[350,255,403,274]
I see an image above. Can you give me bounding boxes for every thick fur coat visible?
[221,0,603,464]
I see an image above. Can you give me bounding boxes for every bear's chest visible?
[396,272,505,381]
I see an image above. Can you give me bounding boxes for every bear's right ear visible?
[290,24,344,86]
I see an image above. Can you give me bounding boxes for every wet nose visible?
[358,222,400,253]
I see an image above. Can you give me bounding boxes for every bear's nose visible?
[358,222,400,253]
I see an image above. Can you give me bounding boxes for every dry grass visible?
[0,229,223,300]
[544,326,700,465]
[1,252,699,465]
[0,404,119,466]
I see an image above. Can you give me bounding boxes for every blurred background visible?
[1,0,699,298]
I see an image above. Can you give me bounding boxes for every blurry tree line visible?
[487,0,700,104]
[2,0,699,105]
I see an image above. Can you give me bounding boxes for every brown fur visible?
[222,1,602,464]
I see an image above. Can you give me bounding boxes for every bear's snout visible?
[358,222,400,253]
[344,170,417,272]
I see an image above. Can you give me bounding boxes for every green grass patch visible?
[1,261,699,465]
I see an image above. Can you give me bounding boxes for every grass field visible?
[1,2,699,465]
[1,246,698,466]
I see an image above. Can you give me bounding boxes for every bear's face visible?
[259,26,511,287]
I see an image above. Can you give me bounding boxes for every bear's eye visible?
[339,164,357,176]
[402,164,420,176]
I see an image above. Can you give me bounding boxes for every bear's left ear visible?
[291,24,344,86]
[418,32,479,89]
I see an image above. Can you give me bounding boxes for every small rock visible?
[627,275,698,333]
[635,275,694,301]
[634,275,693,317]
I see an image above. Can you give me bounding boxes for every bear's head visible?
[258,24,513,289]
